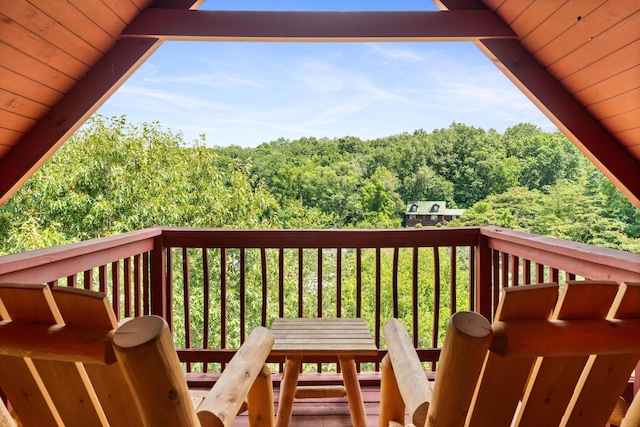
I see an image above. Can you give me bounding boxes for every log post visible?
[247,364,275,427]
[0,399,16,427]
[112,315,200,427]
[609,396,629,426]
[622,393,640,427]
[425,311,492,427]
[475,234,493,320]
[150,236,167,318]
[198,327,274,427]
[379,354,406,427]
[383,318,432,427]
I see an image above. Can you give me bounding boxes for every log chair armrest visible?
[382,318,432,427]
[197,326,275,427]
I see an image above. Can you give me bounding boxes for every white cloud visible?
[116,86,230,111]
[365,43,424,63]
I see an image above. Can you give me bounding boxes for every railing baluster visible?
[433,246,440,353]
[142,252,149,315]
[111,261,120,319]
[220,248,227,351]
[298,248,304,318]
[501,253,509,289]
[551,267,559,283]
[524,259,532,285]
[317,247,322,318]
[182,247,191,372]
[356,248,362,318]
[278,248,284,318]
[318,247,323,373]
[84,269,93,291]
[134,254,141,317]
[511,255,519,287]
[536,262,545,283]
[261,247,268,327]
[166,248,173,330]
[202,248,210,373]
[491,249,499,315]
[124,257,131,318]
[99,265,107,293]
[450,246,456,316]
[240,248,246,343]
[67,274,77,288]
[375,247,381,350]
[392,247,399,319]
[468,246,475,313]
[336,247,342,318]
[411,247,418,348]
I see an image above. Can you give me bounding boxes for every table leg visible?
[276,356,301,427]
[339,356,367,427]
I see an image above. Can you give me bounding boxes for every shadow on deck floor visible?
[194,384,407,427]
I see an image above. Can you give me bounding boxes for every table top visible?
[270,317,378,357]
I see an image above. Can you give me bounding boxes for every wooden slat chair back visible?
[380,281,640,427]
[0,283,275,427]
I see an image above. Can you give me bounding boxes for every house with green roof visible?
[404,201,466,227]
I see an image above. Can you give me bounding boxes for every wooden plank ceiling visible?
[0,0,638,207]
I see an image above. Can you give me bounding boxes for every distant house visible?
[404,201,466,227]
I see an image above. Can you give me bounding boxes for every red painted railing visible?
[0,226,638,381]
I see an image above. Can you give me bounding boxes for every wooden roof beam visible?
[434,0,640,207]
[0,0,203,207]
[478,39,640,207]
[122,10,516,42]
[0,39,162,207]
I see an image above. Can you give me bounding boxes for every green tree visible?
[359,167,404,228]
[401,166,455,203]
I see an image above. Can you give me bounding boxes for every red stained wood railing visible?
[0,226,638,382]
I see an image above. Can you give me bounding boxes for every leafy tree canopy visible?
[1,116,638,254]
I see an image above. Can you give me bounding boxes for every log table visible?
[270,317,378,427]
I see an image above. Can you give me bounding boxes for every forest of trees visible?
[1,114,638,255]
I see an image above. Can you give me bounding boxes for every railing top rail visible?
[481,226,640,283]
[159,226,483,249]
[0,228,162,282]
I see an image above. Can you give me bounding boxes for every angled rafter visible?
[122,10,516,42]
[0,39,161,207]
[437,0,640,207]
[478,39,640,207]
[0,1,202,207]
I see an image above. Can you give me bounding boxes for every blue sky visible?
[97,0,556,147]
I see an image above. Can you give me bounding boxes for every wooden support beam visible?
[122,10,516,42]
[477,39,640,208]
[0,0,203,207]
[436,0,640,208]
[0,38,160,207]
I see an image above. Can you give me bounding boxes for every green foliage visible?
[3,115,637,252]
[0,116,282,252]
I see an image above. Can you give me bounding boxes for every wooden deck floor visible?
[190,381,406,426]
[231,385,394,427]
[188,371,412,426]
